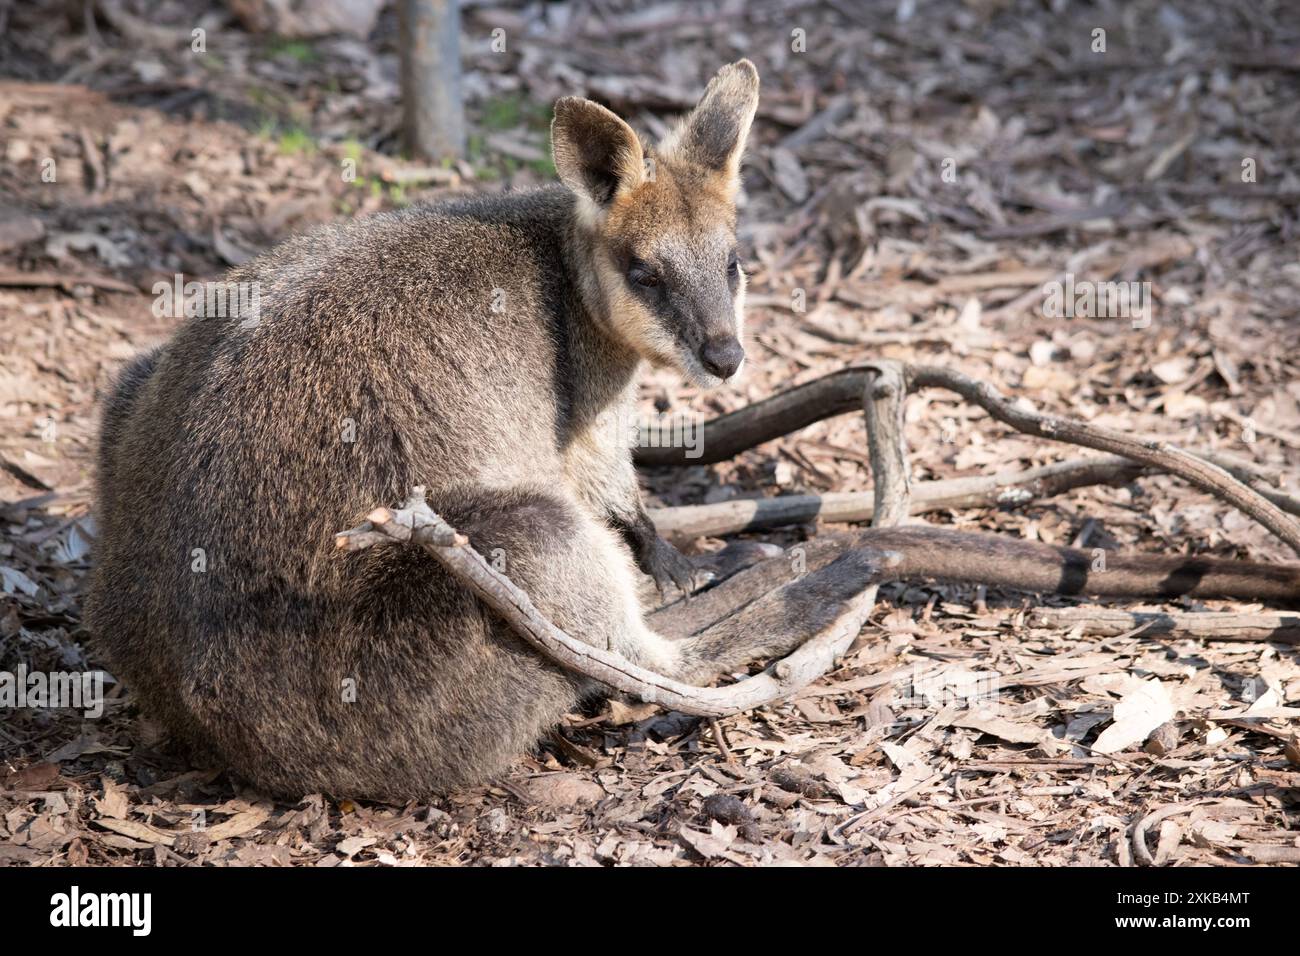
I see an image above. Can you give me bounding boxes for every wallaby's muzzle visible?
[699,336,745,380]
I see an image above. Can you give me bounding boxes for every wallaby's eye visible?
[726,254,740,277]
[628,262,660,289]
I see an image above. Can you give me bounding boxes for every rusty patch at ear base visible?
[603,158,737,241]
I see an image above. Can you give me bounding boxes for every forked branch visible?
[335,484,895,717]
[905,364,1300,556]
[337,489,744,715]
[649,455,1147,538]
[637,363,1300,557]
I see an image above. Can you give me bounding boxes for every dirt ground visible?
[1,0,1298,866]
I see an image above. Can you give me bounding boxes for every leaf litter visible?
[1,0,1298,866]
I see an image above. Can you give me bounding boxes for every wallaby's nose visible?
[699,337,745,379]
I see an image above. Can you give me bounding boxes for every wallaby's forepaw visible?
[643,535,698,600]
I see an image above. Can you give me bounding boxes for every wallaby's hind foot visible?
[666,545,890,684]
[641,540,785,614]
[649,534,857,639]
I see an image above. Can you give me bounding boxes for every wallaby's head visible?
[552,61,760,387]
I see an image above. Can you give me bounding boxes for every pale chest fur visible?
[561,384,641,523]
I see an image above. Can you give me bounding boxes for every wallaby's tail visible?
[858,527,1300,605]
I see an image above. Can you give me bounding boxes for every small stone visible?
[521,772,604,809]
[0,212,45,253]
[1144,720,1181,756]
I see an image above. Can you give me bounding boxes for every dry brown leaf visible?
[93,817,176,847]
[203,802,274,841]
[951,710,1046,746]
[1093,680,1174,755]
[678,821,737,860]
[607,699,658,725]
[93,776,130,820]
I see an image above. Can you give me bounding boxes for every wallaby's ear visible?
[659,60,759,191]
[551,97,646,212]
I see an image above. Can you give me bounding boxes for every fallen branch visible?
[636,364,1300,557]
[634,368,1279,487]
[1249,846,1300,864]
[0,270,137,295]
[1028,607,1300,644]
[336,487,795,716]
[906,364,1300,556]
[650,454,1145,538]
[775,362,913,689]
[335,488,892,717]
[635,367,865,465]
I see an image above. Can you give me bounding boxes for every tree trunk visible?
[398,0,464,162]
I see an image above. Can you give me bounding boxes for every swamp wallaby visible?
[89,61,840,798]
[88,61,1298,800]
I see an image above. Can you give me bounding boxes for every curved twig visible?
[636,364,1300,556]
[649,455,1145,538]
[906,364,1300,556]
[333,365,915,718]
[336,486,893,717]
[634,367,865,466]
[1131,800,1212,867]
[764,363,914,699]
[1027,608,1300,644]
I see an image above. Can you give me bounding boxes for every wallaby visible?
[88,61,1298,801]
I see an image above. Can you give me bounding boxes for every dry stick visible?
[1250,846,1300,865]
[337,490,768,716]
[636,364,1300,555]
[905,364,1300,557]
[336,492,893,718]
[635,367,865,466]
[0,270,137,295]
[1131,800,1212,867]
[864,363,912,526]
[1027,608,1300,644]
[777,362,915,703]
[650,455,1145,538]
[634,366,1281,487]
